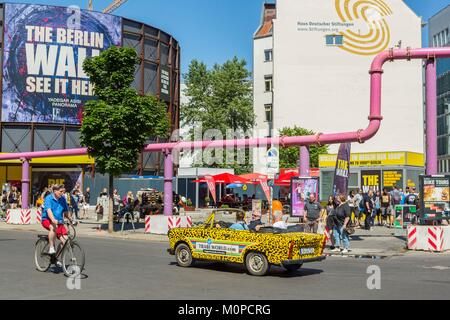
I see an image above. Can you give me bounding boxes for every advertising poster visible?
[394,205,417,229]
[383,170,403,191]
[420,176,450,220]
[291,177,319,218]
[2,4,122,124]
[32,170,82,199]
[332,143,351,196]
[361,170,381,193]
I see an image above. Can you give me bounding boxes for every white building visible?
[253,0,423,174]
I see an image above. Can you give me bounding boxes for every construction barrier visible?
[5,208,43,225]
[144,215,193,235]
[407,225,450,252]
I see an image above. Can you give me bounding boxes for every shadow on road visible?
[169,261,323,278]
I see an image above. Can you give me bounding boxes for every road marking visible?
[423,266,450,271]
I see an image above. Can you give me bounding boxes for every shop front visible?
[319,151,424,199]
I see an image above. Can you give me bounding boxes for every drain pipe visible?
[425,58,438,175]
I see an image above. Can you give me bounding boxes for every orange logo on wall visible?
[335,0,393,56]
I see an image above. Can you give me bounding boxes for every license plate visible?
[300,248,315,255]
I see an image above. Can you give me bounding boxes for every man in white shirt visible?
[272,210,288,229]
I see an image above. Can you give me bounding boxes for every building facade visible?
[0,3,180,203]
[429,5,450,174]
[253,0,423,174]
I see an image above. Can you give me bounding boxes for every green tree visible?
[81,46,169,233]
[278,126,329,168]
[181,58,255,174]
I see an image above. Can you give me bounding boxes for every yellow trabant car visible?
[168,209,326,276]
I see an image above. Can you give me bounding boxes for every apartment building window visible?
[264,49,273,62]
[264,75,273,92]
[265,104,273,122]
[326,35,344,46]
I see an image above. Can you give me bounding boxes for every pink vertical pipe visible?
[163,151,173,216]
[426,59,438,175]
[21,159,30,209]
[299,146,310,177]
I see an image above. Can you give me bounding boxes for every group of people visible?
[1,187,22,211]
[36,184,91,222]
[346,186,419,230]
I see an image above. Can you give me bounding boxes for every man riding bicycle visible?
[41,184,72,255]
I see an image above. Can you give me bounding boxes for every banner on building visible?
[204,175,216,203]
[361,170,381,193]
[383,170,403,190]
[2,4,122,124]
[291,177,319,218]
[332,143,351,196]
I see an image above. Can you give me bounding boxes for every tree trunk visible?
[108,174,114,233]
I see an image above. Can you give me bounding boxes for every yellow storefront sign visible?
[0,154,94,165]
[319,152,424,168]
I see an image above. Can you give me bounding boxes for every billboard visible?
[2,4,122,124]
[361,170,381,193]
[291,177,319,218]
[420,175,450,221]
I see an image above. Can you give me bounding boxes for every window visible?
[264,49,273,62]
[264,75,273,92]
[325,35,344,46]
[264,104,273,122]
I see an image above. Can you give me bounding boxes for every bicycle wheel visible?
[34,238,51,272]
[62,241,85,276]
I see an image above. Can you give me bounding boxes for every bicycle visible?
[34,220,85,276]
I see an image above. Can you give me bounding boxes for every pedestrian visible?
[325,196,337,249]
[71,190,80,222]
[100,188,108,197]
[374,191,382,226]
[1,191,8,212]
[347,190,357,226]
[363,190,375,230]
[381,188,391,227]
[331,194,351,253]
[82,187,91,219]
[304,193,322,233]
[113,189,121,213]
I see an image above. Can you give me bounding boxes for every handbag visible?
[345,225,355,235]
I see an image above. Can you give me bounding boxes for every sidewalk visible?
[323,226,408,258]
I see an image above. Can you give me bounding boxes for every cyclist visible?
[41,184,72,255]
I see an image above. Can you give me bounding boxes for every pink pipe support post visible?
[21,159,30,209]
[163,151,173,216]
[426,58,438,175]
[299,146,310,177]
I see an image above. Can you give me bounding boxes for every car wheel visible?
[283,264,303,272]
[175,243,193,267]
[245,252,270,276]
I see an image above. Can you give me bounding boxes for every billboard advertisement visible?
[2,4,122,124]
[291,177,319,218]
[361,170,381,193]
[420,176,450,220]
[332,143,351,196]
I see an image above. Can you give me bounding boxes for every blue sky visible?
[5,0,450,76]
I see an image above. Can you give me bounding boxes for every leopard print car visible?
[168,211,326,276]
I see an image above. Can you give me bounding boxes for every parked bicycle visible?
[34,220,85,276]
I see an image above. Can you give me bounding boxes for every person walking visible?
[113,189,121,213]
[374,191,382,226]
[304,193,322,233]
[325,196,337,249]
[331,194,351,253]
[381,188,391,227]
[82,187,91,219]
[71,190,80,222]
[363,190,375,230]
[354,189,363,228]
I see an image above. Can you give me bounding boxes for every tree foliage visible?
[81,46,169,177]
[181,58,255,174]
[278,126,329,168]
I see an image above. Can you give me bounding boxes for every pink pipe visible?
[0,48,446,161]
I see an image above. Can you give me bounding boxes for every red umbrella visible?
[193,173,250,184]
[238,173,268,184]
[274,169,299,186]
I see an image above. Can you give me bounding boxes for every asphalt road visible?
[1,230,449,300]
